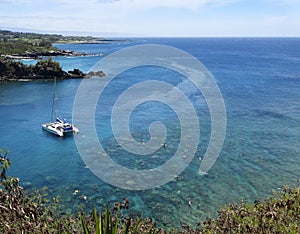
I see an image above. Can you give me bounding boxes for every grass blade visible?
[80,214,90,234]
[93,208,101,234]
[113,213,118,234]
[104,207,110,234]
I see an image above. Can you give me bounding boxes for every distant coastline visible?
[2,50,101,60]
[55,38,128,45]
[0,29,108,81]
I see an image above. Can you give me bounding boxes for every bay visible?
[1,38,299,227]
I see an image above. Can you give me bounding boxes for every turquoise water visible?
[0,38,300,227]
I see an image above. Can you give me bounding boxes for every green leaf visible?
[80,214,90,234]
[93,208,101,234]
[113,213,118,234]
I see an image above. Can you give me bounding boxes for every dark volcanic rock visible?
[0,57,106,81]
[85,70,106,78]
[68,68,85,78]
[22,50,87,58]
[0,58,73,80]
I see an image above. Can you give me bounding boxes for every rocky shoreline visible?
[2,49,102,60]
[0,57,105,81]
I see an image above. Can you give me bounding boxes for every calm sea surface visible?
[0,38,299,227]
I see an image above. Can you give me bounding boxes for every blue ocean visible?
[0,38,299,227]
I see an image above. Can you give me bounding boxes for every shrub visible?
[1,148,299,233]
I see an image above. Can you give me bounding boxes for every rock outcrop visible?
[0,57,106,81]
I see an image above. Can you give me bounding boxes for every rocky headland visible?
[2,49,99,60]
[0,57,105,81]
[0,29,107,81]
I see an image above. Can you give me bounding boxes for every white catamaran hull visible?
[42,123,64,137]
[42,78,79,137]
[42,118,79,137]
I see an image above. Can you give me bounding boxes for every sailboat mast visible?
[51,77,56,122]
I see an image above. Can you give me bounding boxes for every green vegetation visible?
[1,148,300,233]
[0,40,55,56]
[0,29,107,80]
[0,30,62,43]
[0,149,162,233]
[0,148,75,233]
[0,29,106,44]
[0,30,57,55]
[199,185,300,233]
[0,29,114,56]
[80,207,159,234]
[0,57,84,80]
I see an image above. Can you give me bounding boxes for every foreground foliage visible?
[0,148,79,233]
[199,184,300,233]
[1,149,300,233]
[0,149,161,233]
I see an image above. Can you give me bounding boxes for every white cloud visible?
[27,0,237,12]
[264,15,288,24]
[0,0,32,3]
[0,0,299,36]
[264,0,300,5]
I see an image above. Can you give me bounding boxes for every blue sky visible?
[0,0,299,36]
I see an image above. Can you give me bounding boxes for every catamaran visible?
[42,117,79,137]
[42,78,79,137]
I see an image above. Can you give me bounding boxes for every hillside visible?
[0,29,115,56]
[0,30,107,80]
